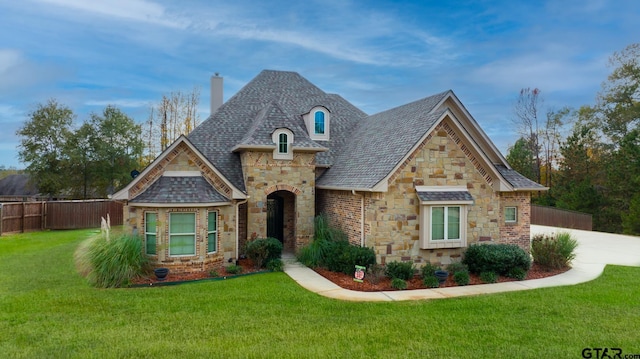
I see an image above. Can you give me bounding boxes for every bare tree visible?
[146,87,201,153]
[512,88,543,184]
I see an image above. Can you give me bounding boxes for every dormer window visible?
[304,106,330,140]
[272,128,293,160]
[314,111,325,135]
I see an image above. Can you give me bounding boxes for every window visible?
[505,206,517,223]
[314,111,325,135]
[278,133,288,154]
[145,212,157,255]
[431,206,461,240]
[304,106,329,140]
[169,212,196,256]
[208,211,217,253]
[272,128,293,160]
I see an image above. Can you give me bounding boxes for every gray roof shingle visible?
[495,165,547,190]
[130,176,229,203]
[417,191,474,202]
[316,92,449,188]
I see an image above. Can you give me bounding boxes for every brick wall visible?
[316,189,362,245]
[499,192,532,252]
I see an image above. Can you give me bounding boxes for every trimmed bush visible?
[447,262,468,274]
[462,243,531,275]
[507,267,527,280]
[420,262,440,279]
[266,259,284,272]
[385,261,414,280]
[480,271,498,283]
[391,278,407,290]
[324,240,376,275]
[225,264,243,274]
[245,237,283,269]
[531,232,578,270]
[423,275,440,288]
[87,234,150,288]
[453,271,470,286]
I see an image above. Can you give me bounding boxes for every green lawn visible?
[1,229,639,358]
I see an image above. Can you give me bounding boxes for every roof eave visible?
[128,202,233,208]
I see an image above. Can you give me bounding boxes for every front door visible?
[267,194,284,243]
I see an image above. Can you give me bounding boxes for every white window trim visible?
[169,212,196,257]
[144,212,157,256]
[505,206,518,223]
[272,128,294,160]
[420,204,468,249]
[207,211,218,254]
[303,106,330,141]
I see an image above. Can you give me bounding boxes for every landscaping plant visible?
[531,232,578,270]
[385,261,414,280]
[245,237,283,269]
[423,275,440,288]
[462,243,531,275]
[86,233,150,288]
[453,271,470,286]
[480,271,498,283]
[390,277,408,290]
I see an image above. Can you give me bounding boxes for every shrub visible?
[453,271,470,286]
[480,271,498,283]
[245,237,283,269]
[462,243,531,275]
[391,278,407,290]
[209,270,220,277]
[447,262,468,274]
[423,275,440,288]
[385,261,415,280]
[420,262,440,278]
[366,264,385,284]
[266,258,284,272]
[507,267,527,280]
[323,240,376,275]
[87,234,150,288]
[531,232,578,270]
[297,214,347,267]
[225,264,243,275]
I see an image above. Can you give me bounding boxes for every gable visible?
[111,136,246,202]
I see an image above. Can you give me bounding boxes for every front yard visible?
[1,229,639,358]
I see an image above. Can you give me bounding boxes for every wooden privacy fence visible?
[0,200,123,235]
[531,204,592,231]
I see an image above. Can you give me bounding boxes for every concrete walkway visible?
[283,225,640,301]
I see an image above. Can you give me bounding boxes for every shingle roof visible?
[188,70,366,192]
[130,176,228,203]
[495,165,547,190]
[234,101,325,151]
[417,191,474,202]
[316,93,449,188]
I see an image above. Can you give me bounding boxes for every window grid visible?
[169,212,196,256]
[431,206,461,240]
[314,111,325,135]
[505,206,517,223]
[278,133,288,153]
[208,211,217,253]
[145,212,157,255]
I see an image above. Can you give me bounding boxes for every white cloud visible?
[34,0,189,28]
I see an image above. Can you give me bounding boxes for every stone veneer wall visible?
[499,191,532,251]
[125,205,236,274]
[240,151,316,251]
[363,119,507,267]
[316,189,363,246]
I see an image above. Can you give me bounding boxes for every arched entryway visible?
[267,190,296,253]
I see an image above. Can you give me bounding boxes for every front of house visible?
[112,70,546,274]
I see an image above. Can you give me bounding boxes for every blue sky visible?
[1,0,638,169]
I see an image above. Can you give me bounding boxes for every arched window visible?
[278,132,288,154]
[314,111,325,135]
[272,128,294,160]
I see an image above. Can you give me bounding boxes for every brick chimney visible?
[210,73,223,115]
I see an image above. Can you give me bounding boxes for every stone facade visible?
[240,151,316,252]
[319,118,533,267]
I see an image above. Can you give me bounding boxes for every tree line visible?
[507,43,640,235]
[16,88,200,199]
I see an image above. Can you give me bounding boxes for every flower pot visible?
[434,270,449,284]
[154,267,169,281]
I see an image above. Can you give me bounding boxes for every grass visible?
[1,229,640,358]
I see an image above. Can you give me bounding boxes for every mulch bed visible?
[314,263,570,292]
[131,258,265,286]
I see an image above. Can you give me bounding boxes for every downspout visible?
[235,197,249,263]
[352,190,365,247]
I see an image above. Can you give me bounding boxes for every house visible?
[112,70,546,274]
